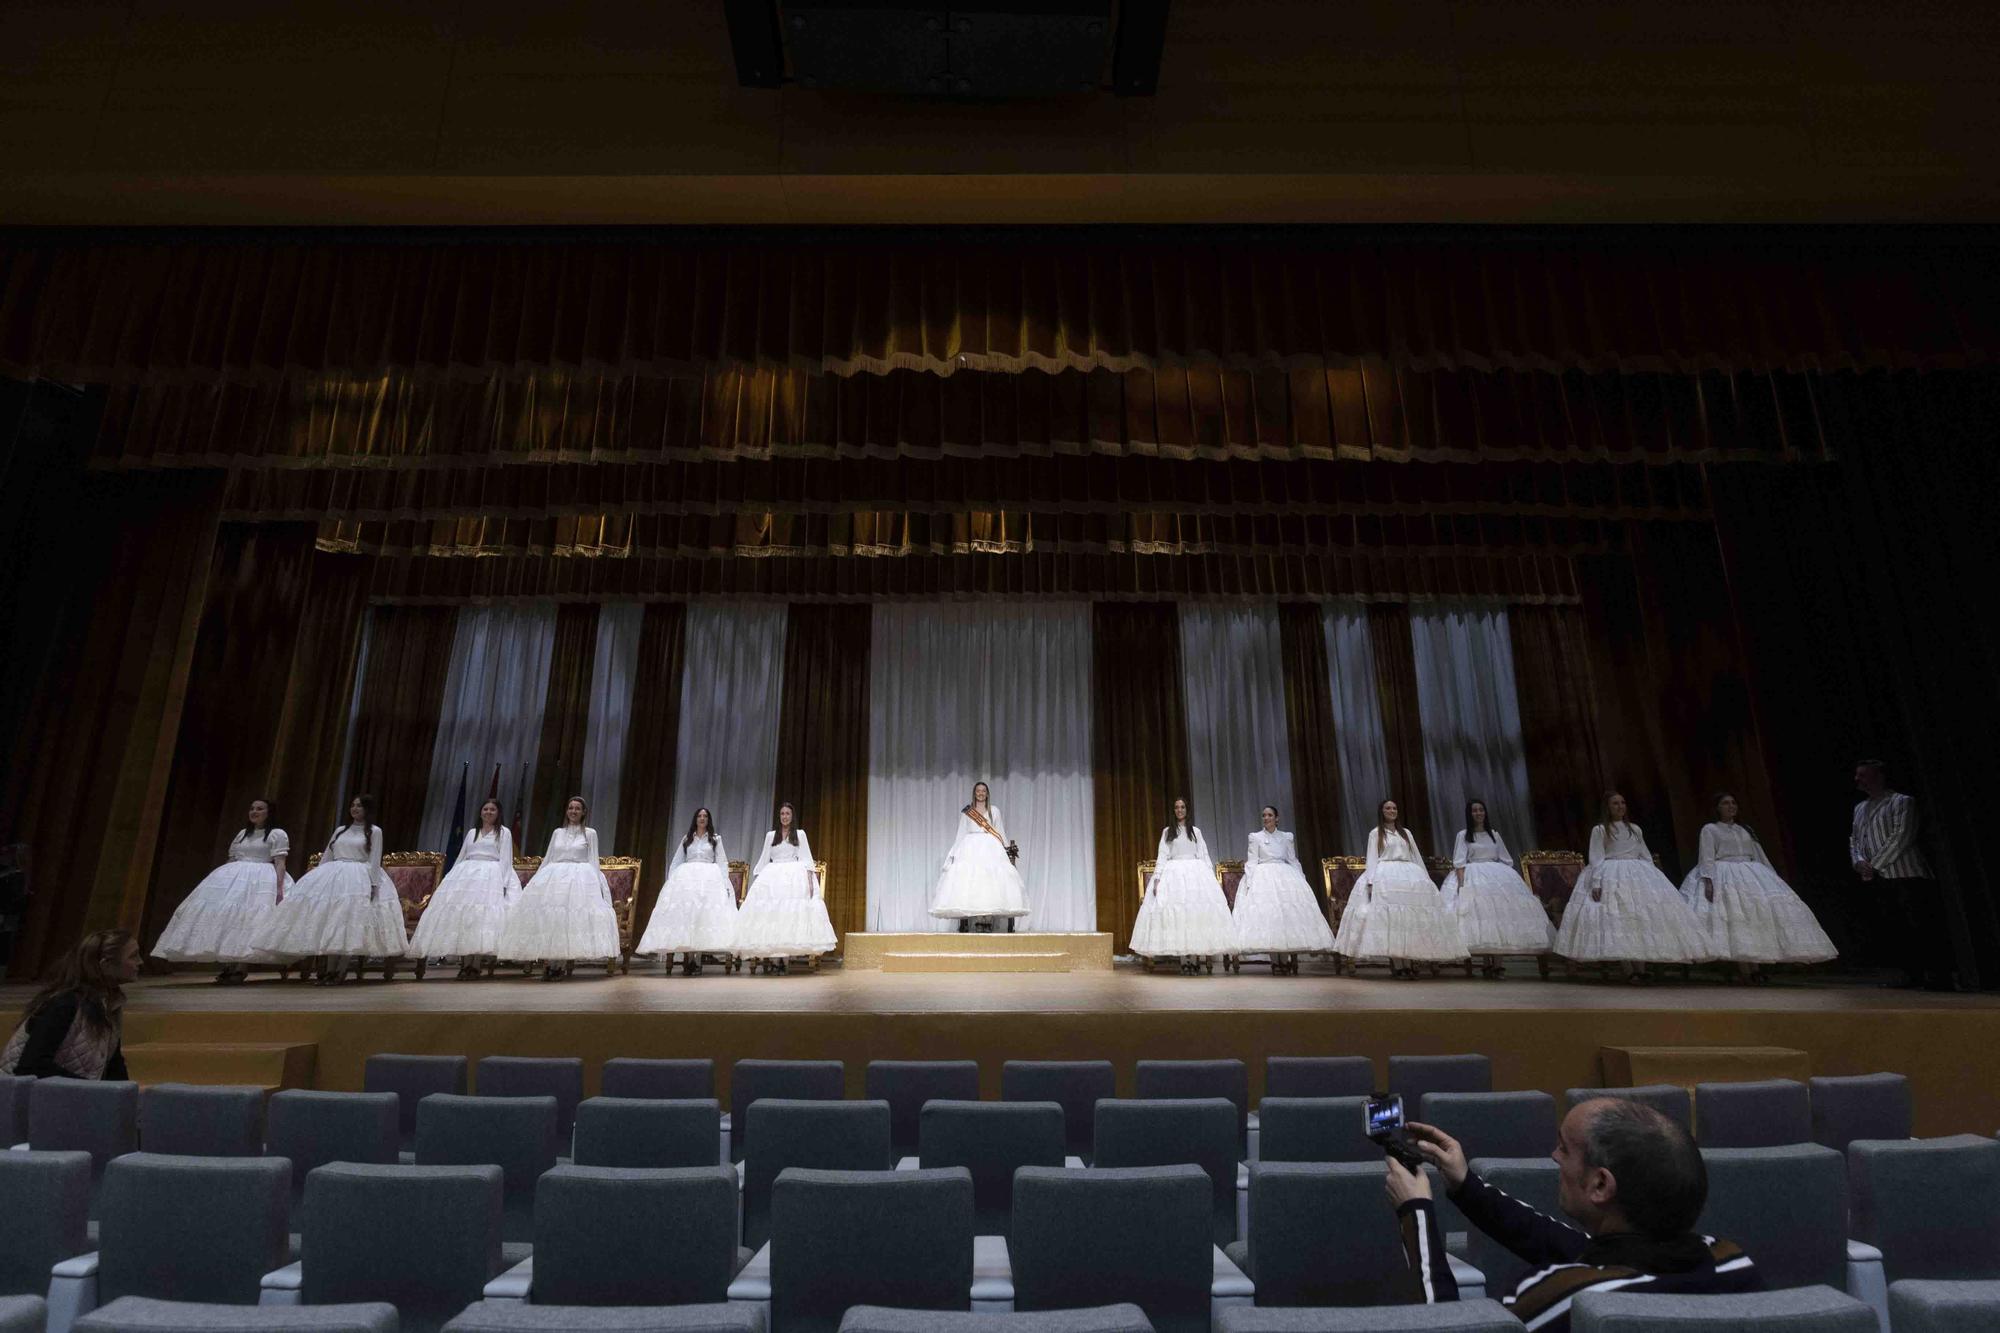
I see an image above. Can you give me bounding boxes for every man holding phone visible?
[1380,1097,1761,1330]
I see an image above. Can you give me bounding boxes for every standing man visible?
[1850,758,1952,991]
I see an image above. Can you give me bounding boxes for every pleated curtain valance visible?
[93,361,1829,470]
[4,229,1995,383]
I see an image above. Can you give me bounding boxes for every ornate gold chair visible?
[1319,855,1368,974]
[293,849,441,980]
[1521,850,1585,978]
[737,860,832,974]
[1130,858,1235,974]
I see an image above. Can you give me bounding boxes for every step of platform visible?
[881,951,1071,973]
[122,1042,318,1092]
[845,931,1114,971]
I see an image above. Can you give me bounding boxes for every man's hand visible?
[1384,1153,1431,1207]
[1404,1122,1470,1191]
[1859,864,1876,882]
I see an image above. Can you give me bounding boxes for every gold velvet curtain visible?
[615,603,688,934]
[6,231,1993,382]
[1091,603,1192,952]
[1278,602,1345,874]
[530,604,601,841]
[343,605,458,846]
[96,363,1830,469]
[1506,604,1607,856]
[1366,605,1435,858]
[771,604,873,946]
[2,469,224,977]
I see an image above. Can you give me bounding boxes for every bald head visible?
[1557,1097,1708,1239]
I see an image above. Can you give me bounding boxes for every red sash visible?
[963,804,1007,847]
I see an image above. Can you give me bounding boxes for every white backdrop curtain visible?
[667,603,788,876]
[1410,602,1536,853]
[1322,602,1392,855]
[335,611,373,825]
[1179,604,1295,862]
[416,602,558,853]
[865,602,1097,933]
[577,601,644,854]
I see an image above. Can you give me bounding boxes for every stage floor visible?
[7,962,1996,1137]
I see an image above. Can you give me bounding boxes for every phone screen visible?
[1365,1093,1405,1137]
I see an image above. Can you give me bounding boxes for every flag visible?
[442,761,469,871]
[510,763,528,843]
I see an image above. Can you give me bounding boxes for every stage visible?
[7,962,1996,1138]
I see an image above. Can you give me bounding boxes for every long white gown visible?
[1555,822,1711,963]
[635,833,739,957]
[1445,830,1555,955]
[1334,828,1468,963]
[734,830,837,959]
[930,805,1030,920]
[1679,822,1838,964]
[1130,824,1237,959]
[407,826,515,960]
[1231,829,1336,954]
[153,827,293,963]
[495,826,623,963]
[250,824,409,960]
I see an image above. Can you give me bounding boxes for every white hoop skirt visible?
[1681,862,1838,964]
[1448,862,1556,954]
[930,834,1030,920]
[496,862,622,962]
[1556,861,1711,963]
[1334,861,1468,962]
[1130,859,1237,958]
[406,859,515,959]
[249,861,408,960]
[1231,861,1336,954]
[152,863,291,963]
[734,862,837,958]
[636,861,740,955]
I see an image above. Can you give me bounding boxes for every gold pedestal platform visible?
[844,931,1114,972]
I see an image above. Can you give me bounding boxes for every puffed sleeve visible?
[714,837,728,867]
[500,826,515,866]
[586,827,601,863]
[1282,832,1300,866]
[543,829,562,860]
[1194,827,1212,868]
[667,838,686,879]
[1750,832,1773,869]
[1630,823,1649,858]
[1156,828,1173,863]
[367,826,386,896]
[1365,829,1382,880]
[268,829,291,862]
[1452,831,1470,870]
[1492,831,1512,868]
[991,807,1008,843]
[1698,824,1720,885]
[1246,832,1259,864]
[751,831,775,879]
[1586,824,1607,867]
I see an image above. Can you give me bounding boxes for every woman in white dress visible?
[930,782,1030,931]
[1334,800,1467,976]
[250,794,409,984]
[1681,792,1838,980]
[734,802,837,973]
[496,797,622,980]
[407,799,515,980]
[1130,798,1236,974]
[1554,792,1711,982]
[635,807,738,975]
[1446,799,1555,968]
[1231,805,1335,973]
[152,797,291,982]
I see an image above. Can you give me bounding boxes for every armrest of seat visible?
[46,1253,101,1333]
[970,1234,1014,1308]
[1063,1155,1084,1169]
[483,1255,534,1302]
[895,1155,918,1171]
[727,1243,772,1303]
[256,1260,304,1309]
[1247,1112,1260,1162]
[1211,1244,1254,1306]
[718,1113,731,1166]
[1447,1253,1486,1302]
[1845,1239,1888,1333]
[8,1142,27,1152]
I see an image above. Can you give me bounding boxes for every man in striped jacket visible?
[1387,1098,1760,1331]
[1851,758,1952,991]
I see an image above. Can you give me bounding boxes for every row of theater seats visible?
[3,1057,1998,1333]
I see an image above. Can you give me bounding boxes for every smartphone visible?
[1364,1093,1405,1137]
[1365,1092,1427,1171]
